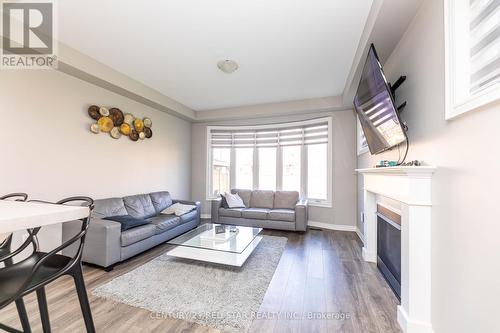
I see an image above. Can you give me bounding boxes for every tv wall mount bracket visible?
[389,75,407,114]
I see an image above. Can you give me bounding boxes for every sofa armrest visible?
[295,199,308,231]
[211,198,222,223]
[172,199,201,225]
[172,199,200,207]
[62,218,121,268]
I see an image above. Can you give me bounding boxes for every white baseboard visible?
[355,227,365,244]
[307,221,357,232]
[200,214,211,219]
[397,305,435,333]
[362,247,377,263]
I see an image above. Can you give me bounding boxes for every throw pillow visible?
[161,203,197,216]
[220,194,229,209]
[223,192,245,208]
[103,215,150,231]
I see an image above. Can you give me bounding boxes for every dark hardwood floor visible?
[0,227,402,333]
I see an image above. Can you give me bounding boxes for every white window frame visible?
[206,117,333,208]
[445,0,500,120]
[357,118,369,155]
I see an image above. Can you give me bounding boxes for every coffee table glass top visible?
[168,223,262,254]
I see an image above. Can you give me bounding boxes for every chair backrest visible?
[0,192,28,201]
[55,196,94,266]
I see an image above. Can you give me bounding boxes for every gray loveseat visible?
[211,189,308,231]
[62,191,200,270]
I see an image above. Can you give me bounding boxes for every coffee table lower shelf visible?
[167,235,263,267]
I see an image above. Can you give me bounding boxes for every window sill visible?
[447,87,500,120]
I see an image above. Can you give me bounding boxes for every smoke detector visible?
[217,60,238,74]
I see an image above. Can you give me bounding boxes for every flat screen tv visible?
[354,44,407,155]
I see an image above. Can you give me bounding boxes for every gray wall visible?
[1,69,192,250]
[191,110,357,228]
[357,0,500,332]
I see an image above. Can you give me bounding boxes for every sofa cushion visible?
[121,224,156,246]
[149,214,182,235]
[103,215,151,231]
[250,190,274,209]
[123,194,157,219]
[219,208,244,218]
[149,191,173,214]
[91,198,127,219]
[268,209,296,222]
[242,208,270,220]
[231,189,252,207]
[180,210,198,223]
[274,191,299,210]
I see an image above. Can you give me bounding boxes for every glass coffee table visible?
[167,224,262,266]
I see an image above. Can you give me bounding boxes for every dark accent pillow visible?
[104,215,150,231]
[220,194,229,209]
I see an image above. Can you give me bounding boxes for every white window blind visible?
[210,121,329,148]
[470,0,500,94]
[446,0,500,118]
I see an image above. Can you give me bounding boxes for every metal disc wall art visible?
[124,113,134,125]
[99,107,110,117]
[87,105,153,142]
[110,127,122,139]
[133,118,144,132]
[129,130,139,141]
[90,123,100,133]
[120,123,131,135]
[109,108,124,126]
[88,105,101,120]
[97,116,113,132]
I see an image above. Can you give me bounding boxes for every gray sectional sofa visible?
[62,191,200,270]
[211,189,308,231]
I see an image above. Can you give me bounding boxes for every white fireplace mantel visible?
[356,166,436,333]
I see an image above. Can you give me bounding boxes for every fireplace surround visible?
[357,166,436,333]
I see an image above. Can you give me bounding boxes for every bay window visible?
[207,117,332,207]
[235,148,253,189]
[281,145,301,192]
[210,148,230,197]
[258,147,277,190]
[307,143,328,200]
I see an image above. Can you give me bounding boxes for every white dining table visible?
[0,201,89,236]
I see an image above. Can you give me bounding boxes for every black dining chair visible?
[0,196,96,333]
[0,193,33,333]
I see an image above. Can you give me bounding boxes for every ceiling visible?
[58,0,372,111]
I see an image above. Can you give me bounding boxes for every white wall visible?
[191,110,357,228]
[0,70,192,250]
[357,0,500,332]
